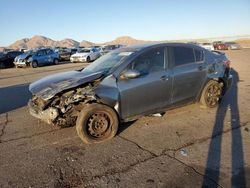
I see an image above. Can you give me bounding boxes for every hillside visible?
[2,35,250,51]
[80,40,95,47]
[8,36,81,50]
[104,36,153,45]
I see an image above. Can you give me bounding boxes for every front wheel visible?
[31,61,38,68]
[76,103,119,144]
[200,80,223,108]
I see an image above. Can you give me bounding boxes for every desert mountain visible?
[3,35,250,51]
[9,38,30,49]
[105,36,152,45]
[80,40,95,47]
[9,36,81,49]
[7,35,152,50]
[55,39,80,48]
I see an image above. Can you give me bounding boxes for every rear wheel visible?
[54,58,59,65]
[200,80,223,108]
[31,61,38,68]
[76,103,119,144]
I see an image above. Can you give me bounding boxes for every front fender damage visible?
[29,79,101,128]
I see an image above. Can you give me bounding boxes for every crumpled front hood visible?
[29,70,104,100]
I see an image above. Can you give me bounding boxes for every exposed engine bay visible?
[29,80,101,128]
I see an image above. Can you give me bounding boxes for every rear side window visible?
[128,47,165,74]
[194,49,204,62]
[46,49,53,55]
[37,50,46,56]
[172,47,195,66]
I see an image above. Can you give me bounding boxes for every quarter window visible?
[172,47,195,66]
[127,47,165,74]
[194,49,204,62]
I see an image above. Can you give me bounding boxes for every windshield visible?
[78,49,91,53]
[82,50,134,73]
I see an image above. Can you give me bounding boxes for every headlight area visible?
[28,84,98,128]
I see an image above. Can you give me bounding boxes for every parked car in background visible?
[70,48,101,63]
[0,51,23,68]
[70,48,78,54]
[14,48,59,68]
[57,48,72,61]
[20,48,29,53]
[100,44,124,55]
[224,42,241,50]
[28,43,232,144]
[199,42,214,50]
[213,41,228,50]
[2,48,14,53]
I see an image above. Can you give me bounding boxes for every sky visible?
[0,0,250,46]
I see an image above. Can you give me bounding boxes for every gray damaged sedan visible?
[28,43,232,144]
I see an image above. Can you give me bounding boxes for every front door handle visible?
[160,75,169,81]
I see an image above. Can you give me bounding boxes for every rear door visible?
[45,49,54,64]
[169,46,206,104]
[92,48,99,59]
[117,47,172,119]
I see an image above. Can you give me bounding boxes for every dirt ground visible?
[0,50,250,188]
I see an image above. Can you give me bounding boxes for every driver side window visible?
[127,47,165,75]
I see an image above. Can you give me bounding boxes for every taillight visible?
[224,60,231,67]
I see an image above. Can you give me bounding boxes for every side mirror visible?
[121,69,140,79]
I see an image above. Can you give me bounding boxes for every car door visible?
[45,49,53,65]
[117,47,172,119]
[169,46,207,105]
[92,48,98,60]
[36,50,46,65]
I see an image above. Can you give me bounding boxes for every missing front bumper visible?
[28,100,58,124]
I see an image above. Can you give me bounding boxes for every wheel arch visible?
[196,77,225,102]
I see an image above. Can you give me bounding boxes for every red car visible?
[213,41,228,50]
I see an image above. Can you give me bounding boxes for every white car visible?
[199,43,214,51]
[70,48,100,63]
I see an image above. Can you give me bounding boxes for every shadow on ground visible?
[202,69,247,187]
[0,83,31,114]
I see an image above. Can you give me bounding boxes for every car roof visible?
[122,42,204,51]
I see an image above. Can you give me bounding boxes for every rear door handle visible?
[160,75,169,81]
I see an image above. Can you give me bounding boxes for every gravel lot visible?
[0,50,250,188]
